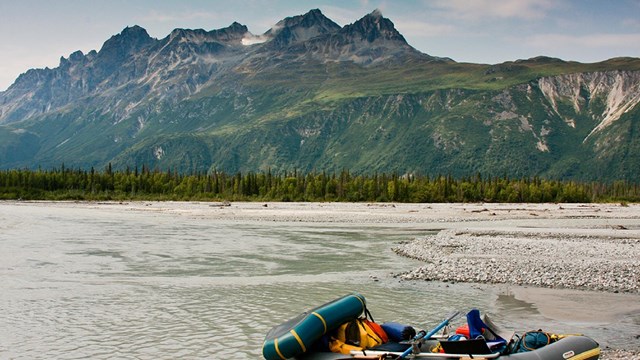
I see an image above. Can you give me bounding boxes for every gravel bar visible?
[392,229,639,293]
[600,348,640,360]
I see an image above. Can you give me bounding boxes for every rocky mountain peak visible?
[111,25,153,46]
[370,8,383,18]
[58,50,86,68]
[286,8,420,65]
[209,22,249,43]
[266,9,341,48]
[225,21,249,34]
[165,28,208,47]
[273,9,339,32]
[294,9,337,29]
[98,25,155,59]
[343,9,407,43]
[68,50,85,62]
[163,23,248,47]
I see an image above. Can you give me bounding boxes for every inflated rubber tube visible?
[297,335,600,359]
[503,335,600,359]
[263,293,366,360]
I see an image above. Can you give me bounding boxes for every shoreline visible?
[507,286,640,323]
[3,200,639,358]
[6,199,640,222]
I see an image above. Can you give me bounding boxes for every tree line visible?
[0,165,638,203]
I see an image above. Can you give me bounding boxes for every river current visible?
[0,202,637,359]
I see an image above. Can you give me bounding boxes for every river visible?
[0,202,637,359]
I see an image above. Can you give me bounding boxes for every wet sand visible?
[509,287,640,323]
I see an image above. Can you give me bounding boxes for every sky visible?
[1,0,639,91]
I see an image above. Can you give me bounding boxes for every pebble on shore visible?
[600,348,640,360]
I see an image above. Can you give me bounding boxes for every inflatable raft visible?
[263,293,601,360]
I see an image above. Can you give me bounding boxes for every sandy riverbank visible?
[19,200,640,224]
[7,201,640,358]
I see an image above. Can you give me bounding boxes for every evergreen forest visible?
[1,166,638,203]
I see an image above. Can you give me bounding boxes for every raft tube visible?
[297,335,600,359]
[262,293,366,360]
[503,335,600,359]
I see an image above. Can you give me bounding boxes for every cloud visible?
[394,20,456,38]
[241,33,269,46]
[527,33,640,50]
[431,0,557,20]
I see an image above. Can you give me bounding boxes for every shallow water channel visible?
[0,202,637,359]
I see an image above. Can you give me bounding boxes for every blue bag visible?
[380,322,416,342]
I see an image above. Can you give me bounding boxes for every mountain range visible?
[1,9,639,181]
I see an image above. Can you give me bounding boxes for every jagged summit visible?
[165,22,249,45]
[212,22,249,42]
[0,9,435,114]
[102,25,154,50]
[370,8,383,17]
[342,9,407,43]
[97,25,155,62]
[264,9,341,48]
[281,8,422,65]
[58,50,88,68]
[269,9,340,33]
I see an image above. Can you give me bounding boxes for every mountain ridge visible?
[1,9,639,181]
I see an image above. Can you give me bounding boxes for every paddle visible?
[397,311,460,359]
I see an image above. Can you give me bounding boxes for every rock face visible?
[537,71,640,140]
[264,8,341,48]
[0,9,639,180]
[344,9,407,43]
[291,9,427,64]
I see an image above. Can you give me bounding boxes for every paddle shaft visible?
[398,311,460,359]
